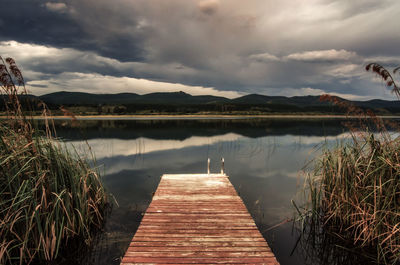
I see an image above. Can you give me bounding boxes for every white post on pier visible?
[221,157,225,175]
[207,158,210,174]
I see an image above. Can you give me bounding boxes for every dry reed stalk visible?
[0,57,109,264]
[296,64,400,264]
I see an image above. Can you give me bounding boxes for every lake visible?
[51,118,375,265]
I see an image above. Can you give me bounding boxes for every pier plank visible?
[120,174,279,264]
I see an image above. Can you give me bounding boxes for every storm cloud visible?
[1,0,399,99]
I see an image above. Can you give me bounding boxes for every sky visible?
[1,0,400,100]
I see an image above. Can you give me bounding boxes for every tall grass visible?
[302,131,400,264]
[0,56,109,264]
[298,69,400,264]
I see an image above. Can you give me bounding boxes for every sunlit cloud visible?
[198,0,220,15]
[285,49,358,63]
[1,41,242,98]
[27,72,243,98]
[45,2,68,13]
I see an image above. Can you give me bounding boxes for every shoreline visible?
[1,114,400,120]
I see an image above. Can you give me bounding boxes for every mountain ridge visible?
[5,91,400,115]
[37,90,400,106]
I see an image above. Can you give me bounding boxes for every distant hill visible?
[231,94,287,104]
[39,91,338,107]
[231,94,333,106]
[135,91,228,104]
[39,91,228,105]
[39,91,140,105]
[2,91,400,115]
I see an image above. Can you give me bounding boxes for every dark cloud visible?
[29,83,48,88]
[1,0,400,99]
[0,0,145,62]
[1,1,86,49]
[326,0,391,19]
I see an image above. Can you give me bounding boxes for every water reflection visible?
[50,118,358,265]
[69,133,241,159]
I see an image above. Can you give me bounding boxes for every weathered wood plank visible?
[138,223,257,228]
[120,174,279,264]
[129,241,270,247]
[122,263,278,265]
[121,257,279,264]
[130,236,267,242]
[123,251,275,258]
[132,230,266,237]
[137,225,259,230]
[127,246,271,252]
[124,262,276,265]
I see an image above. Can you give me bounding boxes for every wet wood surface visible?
[120,174,280,264]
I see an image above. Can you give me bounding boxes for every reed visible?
[298,64,400,264]
[0,56,109,264]
[302,131,400,263]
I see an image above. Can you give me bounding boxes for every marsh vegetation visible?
[0,57,109,264]
[297,64,400,264]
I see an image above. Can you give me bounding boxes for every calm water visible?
[51,118,365,265]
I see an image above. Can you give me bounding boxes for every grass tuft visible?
[299,95,400,264]
[0,56,109,264]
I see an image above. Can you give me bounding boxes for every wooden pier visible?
[121,173,280,264]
